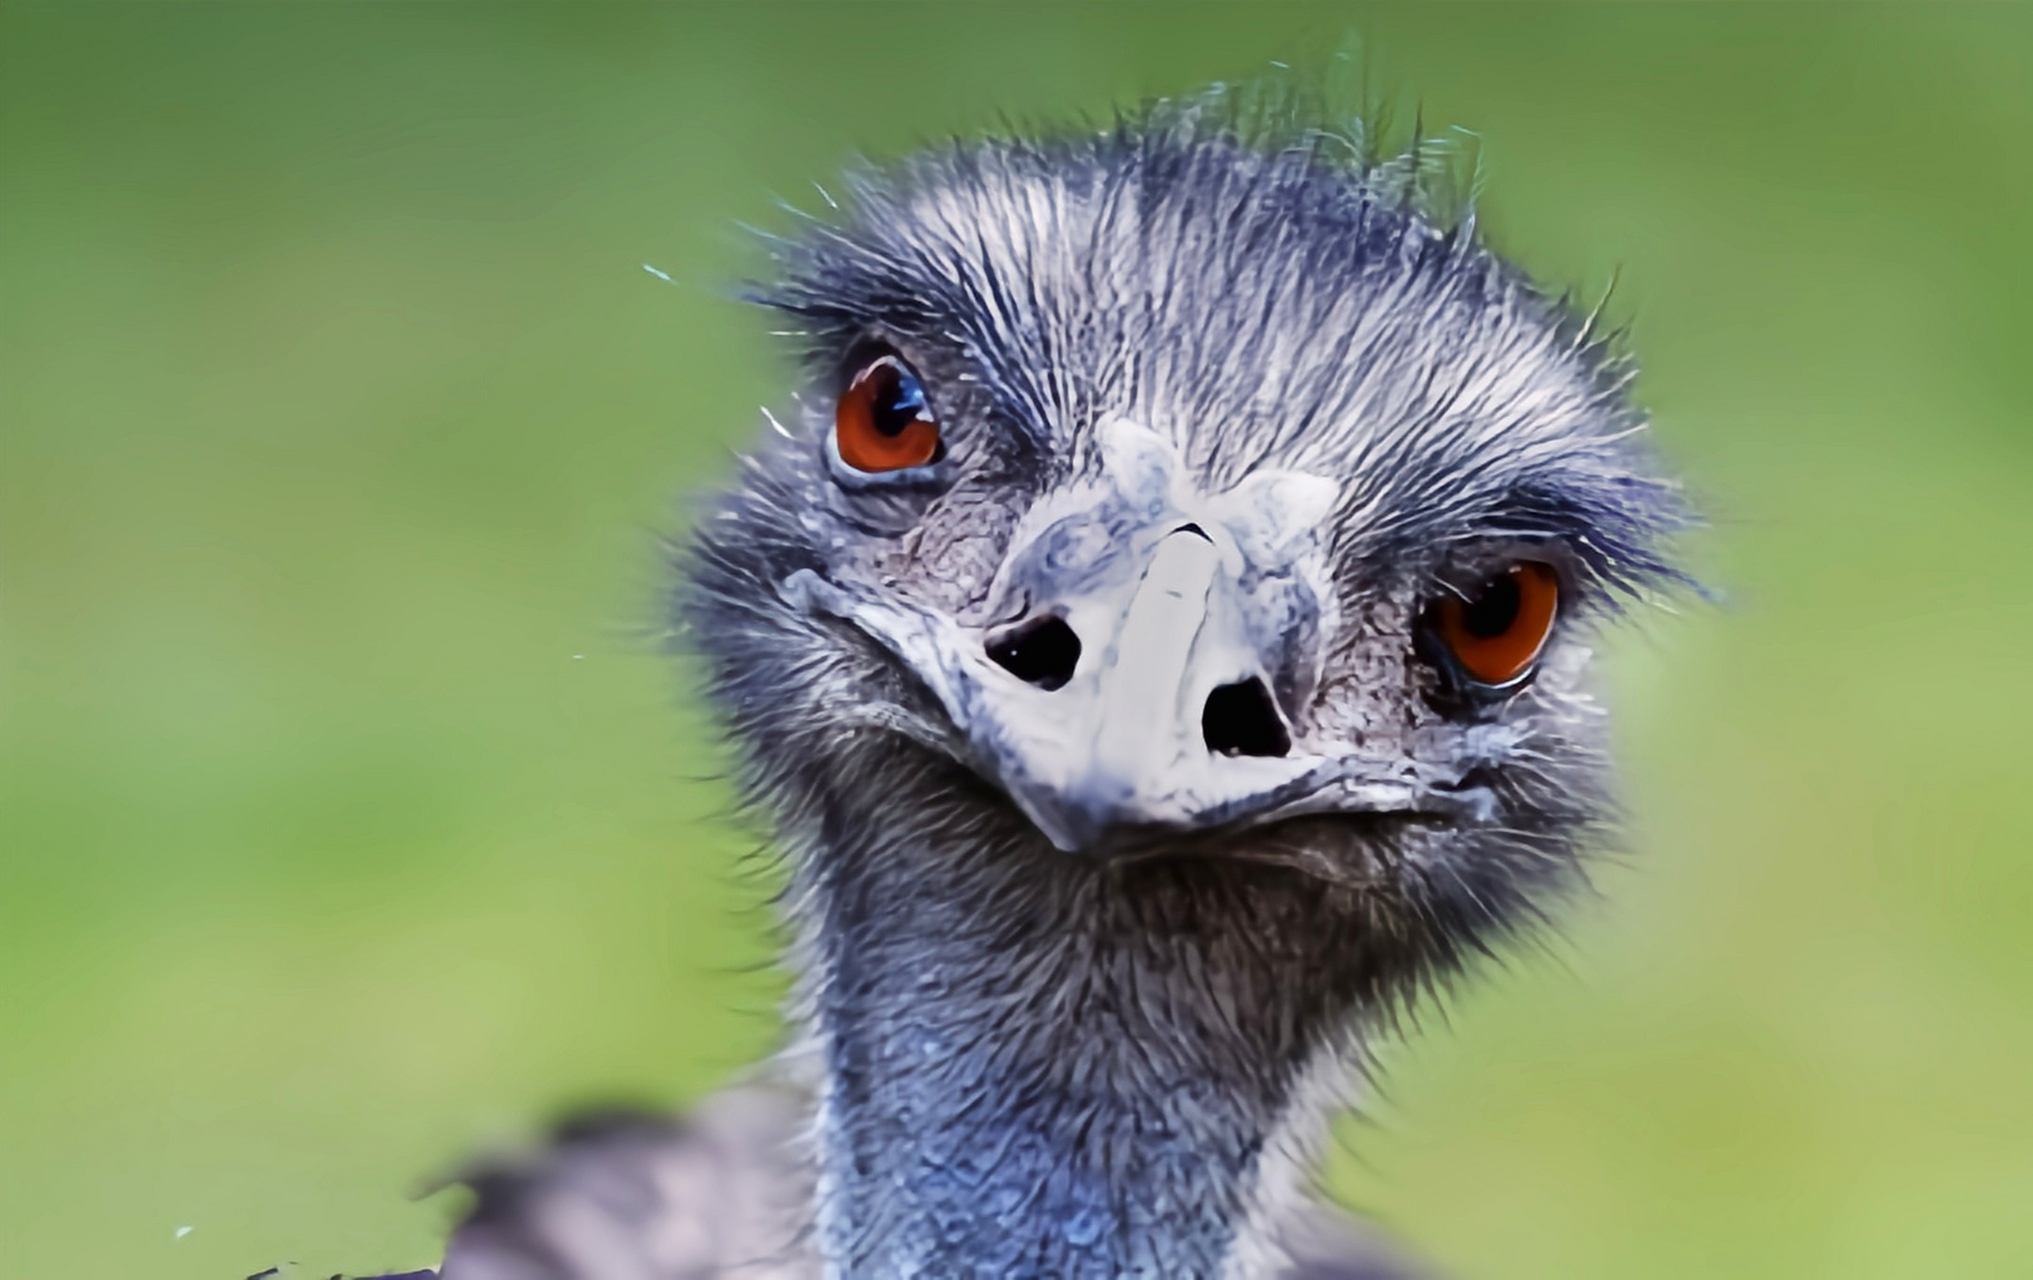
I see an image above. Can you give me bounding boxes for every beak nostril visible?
[986,616,1082,691]
[1202,679,1291,758]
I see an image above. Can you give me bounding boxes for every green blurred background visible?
[4,3,2030,1276]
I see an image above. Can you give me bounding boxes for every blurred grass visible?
[3,4,2030,1277]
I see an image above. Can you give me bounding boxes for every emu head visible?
[684,105,1685,1005]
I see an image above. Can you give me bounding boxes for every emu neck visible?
[802,814,1364,1279]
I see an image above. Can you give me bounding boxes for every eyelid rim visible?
[824,421,958,489]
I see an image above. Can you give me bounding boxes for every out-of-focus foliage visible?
[3,5,2029,1277]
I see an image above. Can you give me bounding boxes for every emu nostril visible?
[987,616,1082,691]
[1202,679,1291,758]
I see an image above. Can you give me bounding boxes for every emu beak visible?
[978,521,1310,851]
[785,418,1488,852]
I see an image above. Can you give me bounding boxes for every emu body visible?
[426,94,1684,1280]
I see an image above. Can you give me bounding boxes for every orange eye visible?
[1432,562,1560,686]
[835,354,941,474]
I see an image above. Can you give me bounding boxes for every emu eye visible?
[1432,563,1560,687]
[835,353,941,474]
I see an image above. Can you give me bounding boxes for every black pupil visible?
[869,362,927,438]
[1461,572,1522,638]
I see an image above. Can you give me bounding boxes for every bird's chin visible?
[929,760,1454,889]
[878,716,1492,883]
[1071,810,1438,884]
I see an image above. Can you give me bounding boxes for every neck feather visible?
[792,796,1371,1279]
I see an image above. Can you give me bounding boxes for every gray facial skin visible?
[673,96,1689,1280]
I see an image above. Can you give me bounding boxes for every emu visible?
[404,90,1686,1280]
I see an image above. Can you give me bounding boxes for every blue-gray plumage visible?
[421,86,1687,1280]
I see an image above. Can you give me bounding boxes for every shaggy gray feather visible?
[426,1083,1423,1280]
[417,85,1686,1280]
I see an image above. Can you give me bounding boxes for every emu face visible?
[690,123,1683,982]
[424,105,1690,1280]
